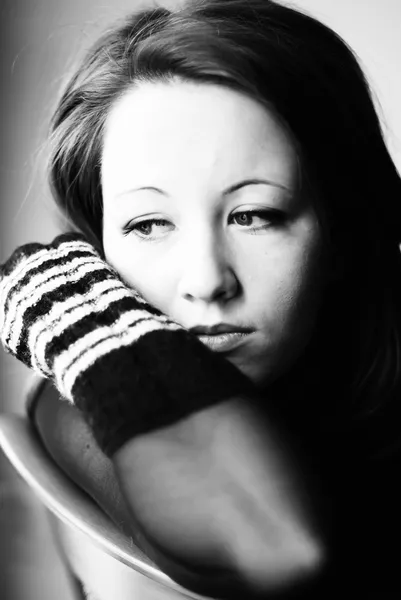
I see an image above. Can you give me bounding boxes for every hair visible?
[48,0,401,457]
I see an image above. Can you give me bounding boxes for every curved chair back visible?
[0,414,212,600]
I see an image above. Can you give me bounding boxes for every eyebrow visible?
[117,178,291,199]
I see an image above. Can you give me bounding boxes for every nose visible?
[177,231,239,304]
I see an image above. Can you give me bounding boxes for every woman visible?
[1,0,401,597]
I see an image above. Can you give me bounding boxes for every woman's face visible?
[102,81,325,387]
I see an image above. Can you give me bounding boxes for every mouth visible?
[196,331,252,353]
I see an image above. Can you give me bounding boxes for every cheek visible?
[240,240,324,385]
[103,231,175,313]
[250,236,324,337]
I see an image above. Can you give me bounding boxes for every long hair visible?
[48,0,401,456]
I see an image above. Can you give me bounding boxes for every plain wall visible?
[1,0,400,410]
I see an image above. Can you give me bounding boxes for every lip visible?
[197,331,252,352]
[190,323,253,335]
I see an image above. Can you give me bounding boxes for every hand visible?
[114,396,326,598]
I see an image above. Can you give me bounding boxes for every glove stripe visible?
[4,257,110,352]
[2,251,100,342]
[10,250,101,298]
[57,316,182,400]
[16,269,166,373]
[29,280,133,374]
[41,295,170,365]
[0,240,97,305]
[0,241,97,324]
[14,268,122,366]
[57,307,177,379]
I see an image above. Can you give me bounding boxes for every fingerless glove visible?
[0,233,255,456]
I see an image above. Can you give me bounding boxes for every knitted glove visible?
[0,233,255,456]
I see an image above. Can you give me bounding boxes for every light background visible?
[0,1,400,598]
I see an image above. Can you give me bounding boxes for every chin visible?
[227,356,276,388]
[230,347,303,391]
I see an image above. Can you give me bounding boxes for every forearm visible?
[32,384,328,598]
[31,380,134,536]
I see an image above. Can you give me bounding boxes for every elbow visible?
[230,523,328,597]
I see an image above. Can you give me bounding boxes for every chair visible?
[0,413,212,600]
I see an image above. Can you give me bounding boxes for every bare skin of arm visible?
[33,381,327,598]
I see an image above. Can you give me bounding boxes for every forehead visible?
[101,80,298,196]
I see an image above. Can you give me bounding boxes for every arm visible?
[32,380,328,599]
[31,379,133,537]
[3,233,327,597]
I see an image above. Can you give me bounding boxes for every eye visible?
[230,209,285,230]
[122,218,173,240]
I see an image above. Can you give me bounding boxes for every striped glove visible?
[0,233,255,456]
